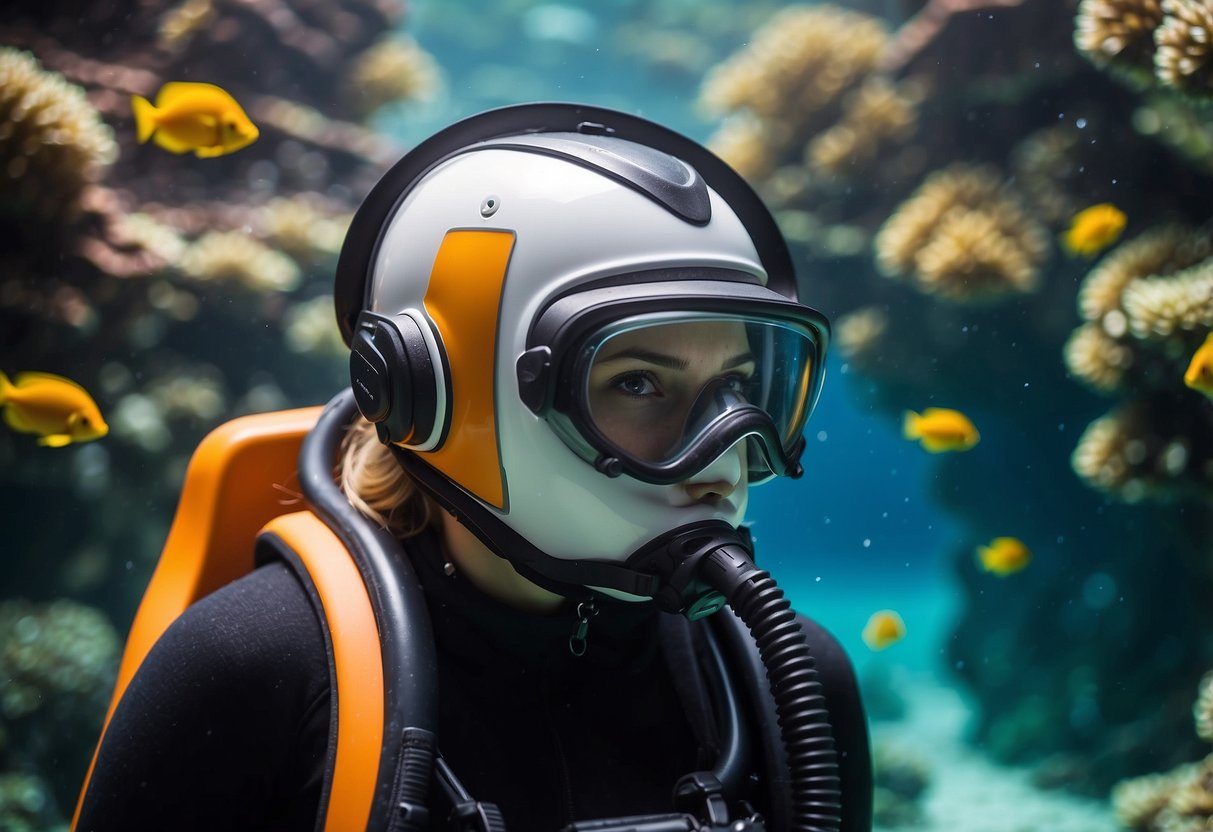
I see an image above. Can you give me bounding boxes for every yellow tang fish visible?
[976,536,1032,577]
[903,407,980,453]
[1183,332,1213,397]
[862,610,906,651]
[0,371,108,447]
[132,81,259,158]
[1062,203,1126,258]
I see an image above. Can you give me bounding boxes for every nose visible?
[683,478,736,505]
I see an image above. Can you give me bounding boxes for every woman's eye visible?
[613,372,659,397]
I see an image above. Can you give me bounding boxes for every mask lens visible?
[583,316,818,473]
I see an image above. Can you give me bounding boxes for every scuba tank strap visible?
[658,615,719,769]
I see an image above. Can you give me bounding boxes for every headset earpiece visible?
[350,311,439,447]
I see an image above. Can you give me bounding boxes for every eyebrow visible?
[597,347,756,371]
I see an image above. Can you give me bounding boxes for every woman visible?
[76,103,871,831]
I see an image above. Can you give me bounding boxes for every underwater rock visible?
[871,741,931,828]
[0,48,117,221]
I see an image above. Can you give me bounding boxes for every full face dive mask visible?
[337,102,844,832]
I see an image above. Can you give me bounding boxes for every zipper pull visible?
[567,598,599,657]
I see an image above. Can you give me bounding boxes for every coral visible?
[1074,0,1166,82]
[0,48,117,220]
[1155,0,1213,95]
[1065,322,1135,392]
[1077,226,1212,326]
[871,742,931,828]
[1197,671,1213,743]
[706,115,777,184]
[805,77,921,178]
[179,230,302,293]
[875,164,1049,302]
[0,772,61,832]
[1122,258,1213,340]
[1071,401,1212,501]
[157,0,217,54]
[1114,769,1184,830]
[1133,95,1213,175]
[342,36,442,119]
[0,599,118,721]
[255,195,351,268]
[284,296,346,356]
[835,306,889,371]
[699,5,889,153]
[1010,125,1086,225]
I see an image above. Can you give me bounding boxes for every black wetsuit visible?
[78,530,871,830]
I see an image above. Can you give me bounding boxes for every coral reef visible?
[179,230,302,292]
[1063,226,1213,501]
[1155,0,1213,95]
[1077,0,1213,97]
[875,165,1049,302]
[341,35,442,120]
[871,742,931,828]
[0,772,63,832]
[0,48,117,220]
[1113,672,1213,831]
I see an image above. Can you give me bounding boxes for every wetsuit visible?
[77,529,871,830]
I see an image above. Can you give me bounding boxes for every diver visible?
[74,103,872,832]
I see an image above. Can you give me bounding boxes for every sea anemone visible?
[699,4,889,148]
[180,230,302,292]
[1155,0,1213,95]
[875,164,1048,302]
[342,35,442,119]
[0,48,117,220]
[1065,322,1135,392]
[1121,258,1213,340]
[1074,0,1166,81]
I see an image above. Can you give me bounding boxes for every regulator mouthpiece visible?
[629,521,763,620]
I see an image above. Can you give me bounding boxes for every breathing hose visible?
[641,523,842,832]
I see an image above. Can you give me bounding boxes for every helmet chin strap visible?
[389,445,750,615]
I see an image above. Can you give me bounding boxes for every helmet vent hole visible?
[480,195,500,217]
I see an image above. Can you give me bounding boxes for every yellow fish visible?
[862,610,906,651]
[0,371,108,447]
[976,536,1032,577]
[1183,332,1213,397]
[1062,203,1126,258]
[903,408,980,453]
[132,82,259,158]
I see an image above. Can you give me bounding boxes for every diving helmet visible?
[336,103,829,601]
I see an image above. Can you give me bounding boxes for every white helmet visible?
[336,103,829,602]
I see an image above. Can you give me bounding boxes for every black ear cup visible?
[350,311,439,446]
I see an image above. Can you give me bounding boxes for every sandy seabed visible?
[872,676,1118,832]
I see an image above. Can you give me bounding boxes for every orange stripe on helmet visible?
[422,229,516,510]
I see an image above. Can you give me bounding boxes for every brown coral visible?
[157,0,217,54]
[875,164,1048,302]
[835,306,889,370]
[1065,322,1135,392]
[1155,0,1213,95]
[1113,769,1184,830]
[0,48,117,220]
[699,5,889,152]
[806,77,921,177]
[1074,0,1166,80]
[1121,258,1213,340]
[342,35,442,119]
[255,195,351,268]
[180,230,302,293]
[707,115,777,184]
[1077,226,1212,323]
